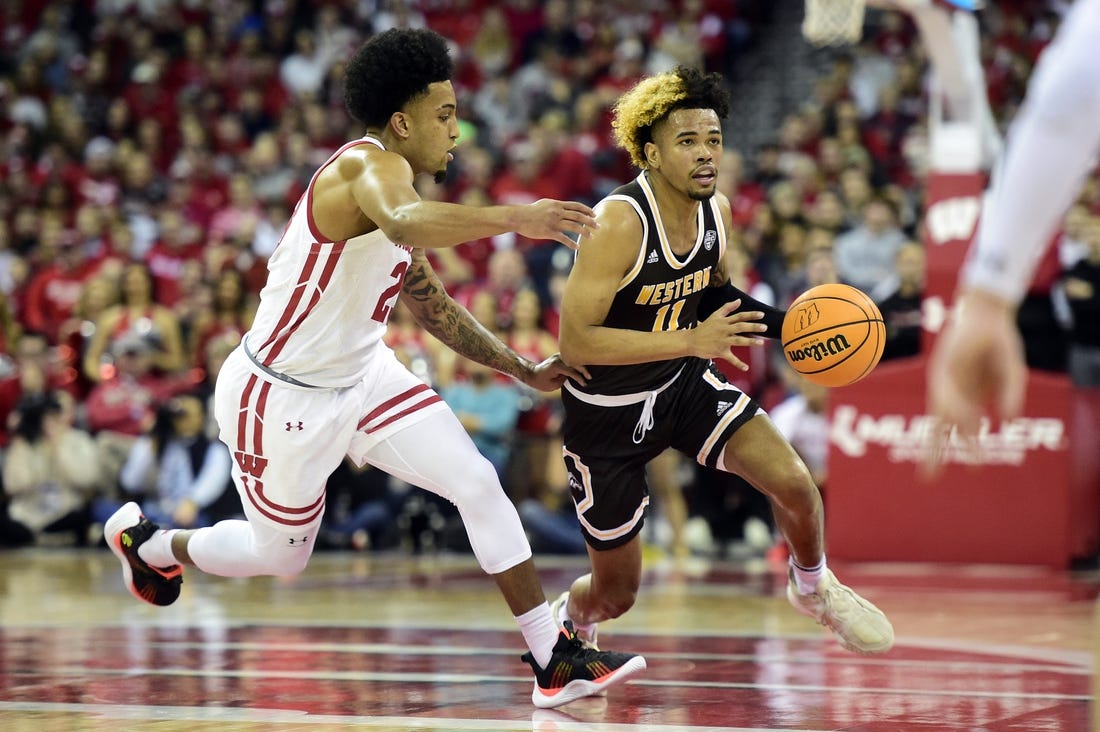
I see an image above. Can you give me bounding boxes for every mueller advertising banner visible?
[825,358,1083,567]
[825,169,1099,567]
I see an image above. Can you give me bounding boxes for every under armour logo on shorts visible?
[286,421,304,431]
[288,536,309,546]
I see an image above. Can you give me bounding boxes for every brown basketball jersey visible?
[579,172,727,395]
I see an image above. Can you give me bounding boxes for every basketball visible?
[780,283,886,387]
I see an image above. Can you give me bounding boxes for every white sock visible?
[137,529,180,568]
[790,556,826,595]
[516,602,559,669]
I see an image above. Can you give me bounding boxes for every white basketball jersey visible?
[245,136,411,388]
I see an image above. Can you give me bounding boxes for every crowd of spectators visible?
[0,0,1092,556]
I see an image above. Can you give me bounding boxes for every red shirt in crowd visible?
[21,255,92,342]
[146,239,204,307]
[84,372,197,437]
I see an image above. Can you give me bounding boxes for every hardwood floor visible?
[0,548,1094,730]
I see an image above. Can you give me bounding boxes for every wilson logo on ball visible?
[786,334,852,363]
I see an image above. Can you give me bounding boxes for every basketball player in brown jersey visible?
[551,66,894,656]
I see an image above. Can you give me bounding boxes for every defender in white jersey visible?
[104,28,644,709]
[918,6,1100,727]
[928,0,1100,437]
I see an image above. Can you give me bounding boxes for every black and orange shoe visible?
[104,502,183,607]
[521,621,646,708]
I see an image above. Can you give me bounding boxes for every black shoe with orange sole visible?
[104,502,183,607]
[522,621,646,708]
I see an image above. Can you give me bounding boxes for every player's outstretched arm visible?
[697,194,785,337]
[697,281,785,337]
[399,249,588,389]
[928,0,1100,439]
[346,148,596,250]
[960,0,1100,303]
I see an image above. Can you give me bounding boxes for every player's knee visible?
[277,549,312,576]
[593,572,640,619]
[597,585,638,619]
[764,459,818,510]
[455,454,507,506]
[256,536,315,576]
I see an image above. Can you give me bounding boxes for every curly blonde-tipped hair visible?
[611,65,732,170]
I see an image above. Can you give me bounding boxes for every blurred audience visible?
[440,356,522,479]
[82,262,186,382]
[876,240,924,361]
[2,391,103,545]
[84,330,198,488]
[0,0,1081,554]
[769,372,831,489]
[503,287,562,502]
[115,393,238,529]
[833,197,906,297]
[1060,216,1100,387]
[320,459,401,551]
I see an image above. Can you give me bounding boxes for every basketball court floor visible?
[0,548,1094,731]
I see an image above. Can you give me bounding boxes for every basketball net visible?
[803,0,867,46]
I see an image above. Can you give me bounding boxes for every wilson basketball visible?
[781,283,886,387]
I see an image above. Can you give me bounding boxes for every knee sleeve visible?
[449,455,533,574]
[187,518,317,578]
[360,415,533,575]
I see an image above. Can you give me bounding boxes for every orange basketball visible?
[780,283,886,387]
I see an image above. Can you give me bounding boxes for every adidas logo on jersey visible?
[646,250,659,264]
[716,400,733,416]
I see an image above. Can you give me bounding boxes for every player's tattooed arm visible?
[399,248,534,382]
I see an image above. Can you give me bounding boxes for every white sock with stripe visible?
[516,602,559,669]
[137,530,179,569]
[790,556,827,595]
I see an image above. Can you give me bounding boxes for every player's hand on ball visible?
[694,300,767,371]
[525,353,592,390]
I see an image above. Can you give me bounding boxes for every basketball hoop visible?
[802,0,867,46]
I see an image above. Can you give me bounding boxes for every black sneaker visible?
[521,621,646,708]
[104,502,183,607]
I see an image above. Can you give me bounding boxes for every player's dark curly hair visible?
[612,66,732,169]
[343,28,454,129]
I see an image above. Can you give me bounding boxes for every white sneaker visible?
[549,591,599,650]
[787,569,894,654]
